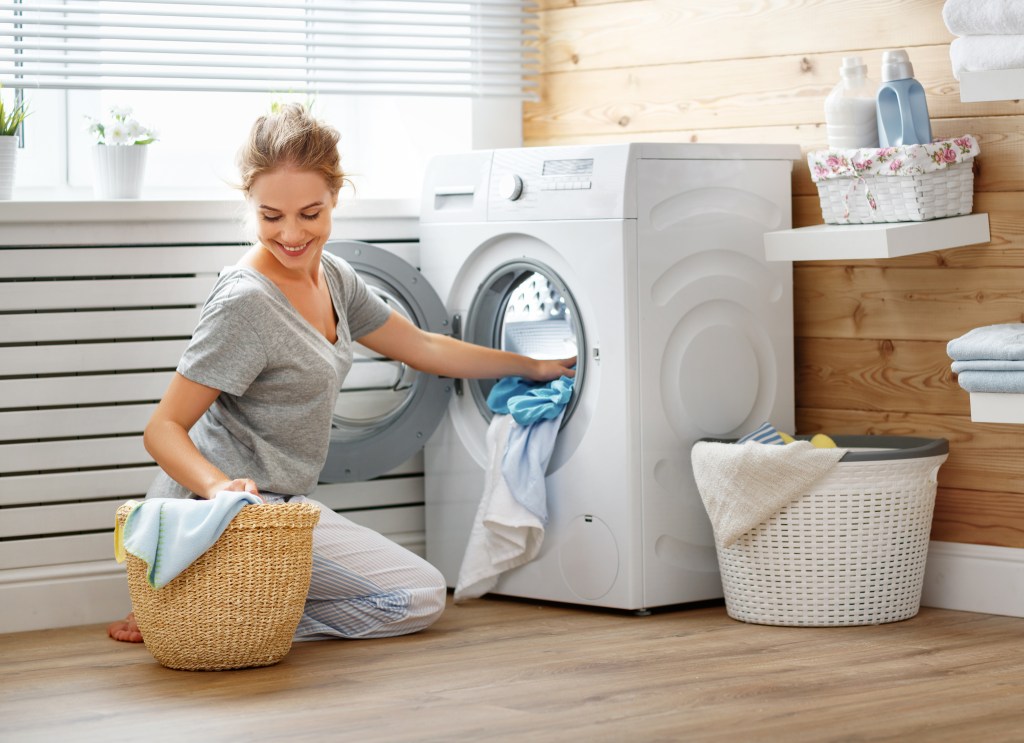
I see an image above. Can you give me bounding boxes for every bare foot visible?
[108,612,143,643]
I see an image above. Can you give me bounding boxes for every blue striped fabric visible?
[737,421,785,445]
[262,494,447,641]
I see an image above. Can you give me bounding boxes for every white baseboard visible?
[3,540,1020,633]
[0,561,132,634]
[921,540,1024,618]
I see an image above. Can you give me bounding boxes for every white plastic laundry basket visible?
[716,436,948,627]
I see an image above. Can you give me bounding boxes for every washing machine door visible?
[320,240,452,483]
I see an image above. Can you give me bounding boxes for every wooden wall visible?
[527,0,1024,549]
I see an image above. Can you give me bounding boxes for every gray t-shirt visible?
[147,251,392,499]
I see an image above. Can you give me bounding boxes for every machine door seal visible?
[320,239,451,483]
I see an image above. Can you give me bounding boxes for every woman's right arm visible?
[143,372,260,499]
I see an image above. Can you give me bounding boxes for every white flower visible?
[125,119,147,141]
[85,105,157,146]
[106,122,133,145]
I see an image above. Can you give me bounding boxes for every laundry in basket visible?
[692,436,948,627]
[115,500,320,671]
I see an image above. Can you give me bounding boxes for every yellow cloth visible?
[113,500,142,563]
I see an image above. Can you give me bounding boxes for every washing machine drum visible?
[462,259,585,424]
[319,244,585,483]
[320,240,452,483]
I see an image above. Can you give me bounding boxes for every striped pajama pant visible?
[263,495,447,641]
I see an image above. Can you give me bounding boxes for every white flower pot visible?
[92,144,148,199]
[0,135,17,200]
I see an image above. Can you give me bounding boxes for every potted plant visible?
[85,106,158,199]
[0,86,30,200]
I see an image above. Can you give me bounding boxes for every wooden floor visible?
[2,596,1023,742]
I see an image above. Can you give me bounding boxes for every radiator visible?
[0,241,426,633]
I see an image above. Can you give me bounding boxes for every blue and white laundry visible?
[454,374,575,601]
[115,493,261,589]
[488,374,574,521]
[737,421,786,445]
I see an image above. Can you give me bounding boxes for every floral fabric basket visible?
[808,135,980,224]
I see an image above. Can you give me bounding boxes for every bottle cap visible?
[880,49,914,82]
[840,56,867,78]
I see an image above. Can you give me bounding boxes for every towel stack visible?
[944,0,1024,80]
[947,323,1024,394]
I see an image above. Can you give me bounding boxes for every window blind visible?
[0,0,539,98]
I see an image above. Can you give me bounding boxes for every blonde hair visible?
[236,103,347,198]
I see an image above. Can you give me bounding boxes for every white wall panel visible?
[0,237,425,631]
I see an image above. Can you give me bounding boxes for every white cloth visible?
[950,35,1024,80]
[454,415,545,602]
[691,440,846,548]
[943,0,1024,36]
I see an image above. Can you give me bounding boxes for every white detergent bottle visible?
[876,49,932,147]
[825,56,879,150]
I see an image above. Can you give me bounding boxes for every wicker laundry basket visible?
[808,135,979,224]
[715,436,948,627]
[116,502,320,671]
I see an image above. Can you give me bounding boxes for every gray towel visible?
[947,323,1024,361]
[691,441,846,548]
[954,370,1024,393]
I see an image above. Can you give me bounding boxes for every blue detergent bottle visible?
[876,49,932,147]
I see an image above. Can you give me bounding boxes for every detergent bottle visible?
[876,49,932,147]
[824,56,879,149]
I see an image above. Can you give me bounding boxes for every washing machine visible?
[322,142,800,612]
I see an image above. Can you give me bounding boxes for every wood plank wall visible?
[527,0,1024,549]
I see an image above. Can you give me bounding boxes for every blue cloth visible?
[487,375,575,426]
[118,493,262,589]
[486,375,575,523]
[954,371,1024,393]
[501,412,564,523]
[737,421,785,445]
[947,323,1024,361]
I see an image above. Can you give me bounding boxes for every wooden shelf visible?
[959,69,1024,103]
[969,393,1024,424]
[763,213,990,262]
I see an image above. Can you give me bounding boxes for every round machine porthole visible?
[320,239,451,484]
[331,280,419,441]
[464,260,585,424]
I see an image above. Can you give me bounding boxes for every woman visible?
[109,104,575,643]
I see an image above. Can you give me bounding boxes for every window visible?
[1,1,536,200]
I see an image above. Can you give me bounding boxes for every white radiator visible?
[0,241,426,633]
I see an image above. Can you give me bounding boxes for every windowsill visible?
[0,196,421,246]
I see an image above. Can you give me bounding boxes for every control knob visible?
[498,173,524,201]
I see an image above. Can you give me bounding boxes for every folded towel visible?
[952,359,1024,372]
[455,416,544,602]
[947,323,1024,361]
[954,370,1024,393]
[950,36,1024,80]
[115,493,262,589]
[487,375,575,426]
[943,0,1024,36]
[691,440,846,548]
